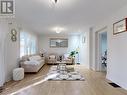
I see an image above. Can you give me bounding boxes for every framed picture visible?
[50,38,68,48]
[113,18,127,35]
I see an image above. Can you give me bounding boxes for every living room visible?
[38,32,89,66]
[1,0,127,95]
[0,18,91,94]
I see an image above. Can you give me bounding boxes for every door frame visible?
[95,27,107,71]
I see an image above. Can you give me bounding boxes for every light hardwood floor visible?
[1,65,127,95]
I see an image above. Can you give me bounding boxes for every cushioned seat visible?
[62,54,74,65]
[47,54,57,64]
[13,68,24,81]
[20,55,45,73]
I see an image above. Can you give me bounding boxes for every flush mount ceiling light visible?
[52,27,65,34]
[55,27,62,33]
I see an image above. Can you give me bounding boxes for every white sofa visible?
[20,55,45,73]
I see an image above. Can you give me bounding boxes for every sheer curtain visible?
[0,31,6,87]
[20,32,37,57]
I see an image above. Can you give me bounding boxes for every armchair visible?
[47,54,57,64]
[62,54,74,65]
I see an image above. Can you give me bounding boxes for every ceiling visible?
[15,0,127,35]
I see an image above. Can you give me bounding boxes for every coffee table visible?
[56,61,67,73]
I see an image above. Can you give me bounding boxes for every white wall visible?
[5,21,20,81]
[68,35,80,53]
[0,20,7,86]
[79,32,90,68]
[38,34,80,55]
[38,35,69,55]
[92,4,127,90]
[38,33,90,67]
[0,18,20,84]
[0,18,39,85]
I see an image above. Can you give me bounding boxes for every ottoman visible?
[13,68,24,81]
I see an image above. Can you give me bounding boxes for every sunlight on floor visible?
[8,73,59,95]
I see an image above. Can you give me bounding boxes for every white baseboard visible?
[106,75,127,90]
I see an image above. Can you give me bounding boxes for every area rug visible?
[46,66,85,81]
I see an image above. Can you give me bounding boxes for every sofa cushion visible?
[24,60,40,65]
[49,55,56,59]
[64,54,70,60]
[22,55,29,61]
[29,55,42,61]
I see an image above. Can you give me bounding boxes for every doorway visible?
[99,32,107,71]
[95,28,107,72]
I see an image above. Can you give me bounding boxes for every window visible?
[20,32,37,57]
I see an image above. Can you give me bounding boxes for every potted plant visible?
[69,49,80,64]
[69,51,78,58]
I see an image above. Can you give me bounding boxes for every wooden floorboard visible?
[1,65,127,95]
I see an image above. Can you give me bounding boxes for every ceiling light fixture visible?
[52,0,58,4]
[52,27,65,34]
[55,0,57,3]
[55,27,61,33]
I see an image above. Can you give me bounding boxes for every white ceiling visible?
[15,0,127,35]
